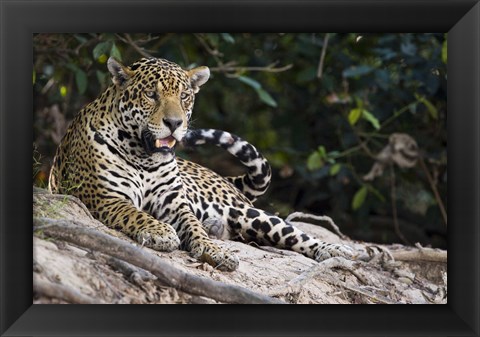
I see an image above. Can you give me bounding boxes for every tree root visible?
[33,217,285,304]
[321,275,398,304]
[270,257,360,296]
[390,247,447,263]
[269,257,397,304]
[34,277,104,304]
[366,243,447,263]
[105,256,156,285]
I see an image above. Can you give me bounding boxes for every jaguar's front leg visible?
[173,205,239,271]
[94,196,180,251]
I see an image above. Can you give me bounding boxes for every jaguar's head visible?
[107,57,209,155]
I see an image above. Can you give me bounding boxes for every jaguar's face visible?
[107,57,209,155]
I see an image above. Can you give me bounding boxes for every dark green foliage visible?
[33,33,447,247]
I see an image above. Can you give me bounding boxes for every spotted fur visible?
[49,57,354,271]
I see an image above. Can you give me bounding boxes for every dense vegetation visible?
[33,33,447,248]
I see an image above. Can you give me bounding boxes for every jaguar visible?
[49,57,354,271]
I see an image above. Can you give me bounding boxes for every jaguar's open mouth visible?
[141,129,177,155]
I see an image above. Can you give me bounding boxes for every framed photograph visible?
[1,0,479,336]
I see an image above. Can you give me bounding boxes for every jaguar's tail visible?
[183,129,272,202]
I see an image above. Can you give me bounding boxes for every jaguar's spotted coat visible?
[49,57,354,271]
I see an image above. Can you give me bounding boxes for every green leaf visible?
[401,41,417,56]
[415,94,438,120]
[442,38,447,64]
[220,33,235,44]
[423,99,438,120]
[354,96,364,109]
[33,70,36,84]
[237,76,277,107]
[367,185,386,202]
[110,42,122,61]
[98,55,108,64]
[317,145,327,157]
[65,63,79,72]
[352,186,368,210]
[307,151,324,171]
[256,88,278,107]
[93,41,112,60]
[206,34,219,47]
[348,108,362,126]
[59,85,68,97]
[329,163,341,176]
[75,69,88,94]
[342,65,373,78]
[73,34,88,44]
[375,69,390,90]
[362,110,380,130]
[328,150,341,158]
[237,75,261,90]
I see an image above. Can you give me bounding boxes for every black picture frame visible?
[1,0,479,336]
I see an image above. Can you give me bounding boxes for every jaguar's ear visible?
[107,57,134,87]
[188,66,210,93]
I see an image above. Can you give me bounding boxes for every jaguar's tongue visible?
[154,136,176,149]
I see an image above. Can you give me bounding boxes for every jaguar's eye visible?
[180,92,188,100]
[145,91,157,99]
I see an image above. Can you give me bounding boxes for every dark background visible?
[33,33,447,248]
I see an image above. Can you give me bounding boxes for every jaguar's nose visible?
[163,117,183,132]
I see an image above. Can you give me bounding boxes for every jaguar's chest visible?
[88,131,182,207]
[137,159,184,211]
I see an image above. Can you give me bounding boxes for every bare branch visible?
[194,33,224,58]
[317,33,330,79]
[122,33,155,58]
[210,62,293,74]
[390,165,411,245]
[286,211,349,240]
[419,157,447,227]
